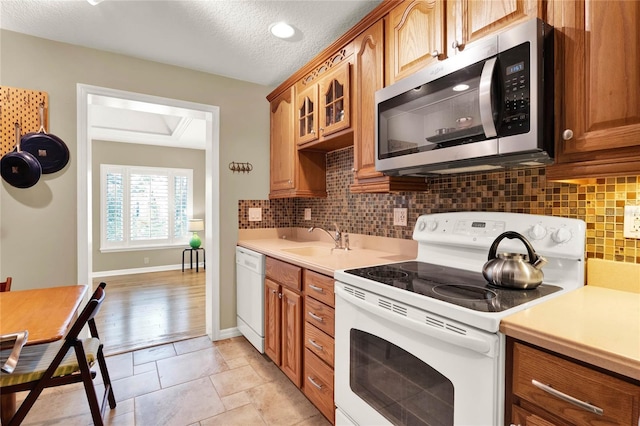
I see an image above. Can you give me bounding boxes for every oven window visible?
[350,329,454,426]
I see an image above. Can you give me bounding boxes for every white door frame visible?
[76,84,220,341]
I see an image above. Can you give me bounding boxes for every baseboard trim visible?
[218,327,242,340]
[92,264,195,278]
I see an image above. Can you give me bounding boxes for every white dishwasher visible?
[235,246,265,353]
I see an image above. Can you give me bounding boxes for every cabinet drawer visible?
[304,270,334,307]
[513,342,640,426]
[305,297,335,337]
[304,322,334,367]
[303,348,334,424]
[512,405,559,426]
[266,257,301,291]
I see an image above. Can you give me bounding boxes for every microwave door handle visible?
[479,57,498,138]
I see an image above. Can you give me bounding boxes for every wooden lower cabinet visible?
[264,258,303,387]
[304,349,335,423]
[264,260,336,423]
[303,270,336,424]
[507,339,640,426]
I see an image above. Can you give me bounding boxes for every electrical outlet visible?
[143,257,149,265]
[248,207,262,222]
[623,204,640,238]
[304,208,312,220]
[393,208,408,226]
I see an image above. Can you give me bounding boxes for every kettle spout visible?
[532,255,547,270]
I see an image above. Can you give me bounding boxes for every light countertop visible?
[500,285,640,381]
[237,228,417,277]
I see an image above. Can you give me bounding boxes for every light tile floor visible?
[14,336,332,426]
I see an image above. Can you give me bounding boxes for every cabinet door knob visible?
[278,292,282,299]
[431,50,440,58]
[562,129,574,140]
[351,167,358,173]
[452,40,464,50]
[310,129,315,135]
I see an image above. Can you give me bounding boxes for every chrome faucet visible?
[308,222,344,249]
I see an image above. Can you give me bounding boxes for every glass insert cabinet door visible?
[295,61,351,146]
[319,62,350,138]
[296,84,318,145]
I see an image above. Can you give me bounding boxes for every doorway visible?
[77,84,220,347]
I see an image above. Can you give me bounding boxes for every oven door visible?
[335,283,504,426]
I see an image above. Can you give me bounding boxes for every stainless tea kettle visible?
[482,231,547,289]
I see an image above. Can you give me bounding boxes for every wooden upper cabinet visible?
[351,19,430,193]
[318,62,351,139]
[295,49,354,152]
[446,0,541,56]
[269,88,296,195]
[270,87,326,199]
[386,0,446,85]
[547,0,640,180]
[353,20,385,185]
[295,85,318,145]
[295,84,318,145]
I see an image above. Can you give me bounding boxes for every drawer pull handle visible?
[531,379,604,416]
[309,284,324,293]
[308,376,323,390]
[308,339,324,351]
[308,311,324,322]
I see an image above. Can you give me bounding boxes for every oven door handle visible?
[336,286,494,355]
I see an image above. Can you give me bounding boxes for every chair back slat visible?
[0,277,12,292]
[65,282,106,342]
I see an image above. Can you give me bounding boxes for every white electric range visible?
[334,211,586,426]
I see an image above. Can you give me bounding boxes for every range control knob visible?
[417,220,426,232]
[426,220,438,231]
[552,227,572,244]
[528,223,547,240]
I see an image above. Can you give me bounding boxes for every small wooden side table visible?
[182,247,205,272]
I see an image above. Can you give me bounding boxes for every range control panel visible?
[413,211,586,259]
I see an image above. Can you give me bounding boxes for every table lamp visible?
[187,219,204,249]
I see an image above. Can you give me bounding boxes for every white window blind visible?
[101,164,193,251]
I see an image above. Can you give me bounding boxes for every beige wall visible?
[0,30,271,329]
[91,140,206,272]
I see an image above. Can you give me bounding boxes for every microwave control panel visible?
[500,42,530,136]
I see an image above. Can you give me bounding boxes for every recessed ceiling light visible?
[269,22,295,39]
[452,84,470,92]
[87,0,105,4]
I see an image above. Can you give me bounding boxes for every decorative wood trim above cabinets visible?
[300,49,349,87]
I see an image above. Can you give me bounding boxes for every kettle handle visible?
[487,231,540,265]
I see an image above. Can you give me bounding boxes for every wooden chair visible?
[0,282,116,426]
[0,277,11,292]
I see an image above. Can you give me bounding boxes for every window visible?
[100,164,193,251]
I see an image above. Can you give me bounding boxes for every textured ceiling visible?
[0,0,383,87]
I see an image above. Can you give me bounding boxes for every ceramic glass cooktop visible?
[343,261,562,312]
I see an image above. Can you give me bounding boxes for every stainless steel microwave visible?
[376,18,554,176]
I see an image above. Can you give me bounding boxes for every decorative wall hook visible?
[229,161,253,173]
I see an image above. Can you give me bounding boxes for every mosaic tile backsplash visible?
[239,147,640,263]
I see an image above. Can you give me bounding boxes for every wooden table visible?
[0,285,88,425]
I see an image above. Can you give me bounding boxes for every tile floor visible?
[14,336,331,426]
